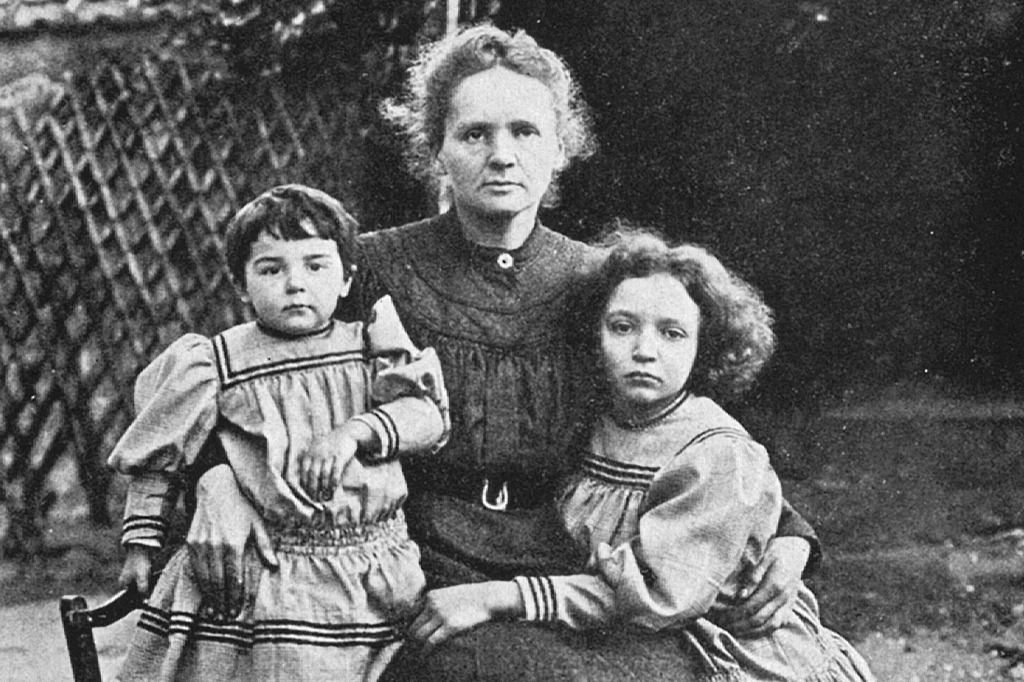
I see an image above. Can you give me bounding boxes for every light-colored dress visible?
[109,296,449,682]
[513,393,874,682]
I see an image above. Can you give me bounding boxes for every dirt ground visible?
[5,386,1024,681]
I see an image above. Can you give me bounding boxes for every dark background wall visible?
[456,0,1024,422]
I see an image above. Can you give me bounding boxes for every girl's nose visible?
[632,332,657,361]
[285,269,307,292]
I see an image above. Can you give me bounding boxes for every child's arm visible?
[298,296,449,500]
[405,434,780,649]
[408,582,526,654]
[108,334,220,591]
[359,295,450,460]
[521,435,779,632]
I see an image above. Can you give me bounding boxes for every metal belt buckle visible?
[481,478,509,511]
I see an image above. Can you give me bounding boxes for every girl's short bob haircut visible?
[224,184,360,286]
[381,22,596,206]
[586,226,776,402]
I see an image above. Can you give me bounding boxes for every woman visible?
[186,23,822,678]
[401,229,874,681]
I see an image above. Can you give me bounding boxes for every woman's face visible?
[601,274,701,419]
[437,67,565,224]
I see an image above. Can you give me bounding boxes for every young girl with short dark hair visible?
[110,184,449,682]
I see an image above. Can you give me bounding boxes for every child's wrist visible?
[344,418,378,446]
[126,543,154,556]
[485,582,526,620]
[346,416,386,462]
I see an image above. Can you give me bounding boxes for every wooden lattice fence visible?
[0,51,381,555]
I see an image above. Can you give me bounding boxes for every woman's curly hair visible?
[380,22,596,206]
[586,226,776,402]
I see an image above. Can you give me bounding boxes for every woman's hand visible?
[118,544,155,595]
[717,536,810,636]
[408,582,524,654]
[187,465,278,619]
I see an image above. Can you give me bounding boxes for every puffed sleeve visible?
[107,334,219,548]
[515,433,781,631]
[350,295,450,462]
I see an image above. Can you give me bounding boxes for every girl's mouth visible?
[625,372,660,383]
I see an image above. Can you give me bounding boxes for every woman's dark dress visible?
[356,212,821,680]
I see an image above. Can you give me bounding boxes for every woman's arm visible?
[187,465,278,619]
[715,499,818,636]
[715,536,810,636]
[777,498,822,577]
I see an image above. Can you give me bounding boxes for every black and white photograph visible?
[1,1,1022,680]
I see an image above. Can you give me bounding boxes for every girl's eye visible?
[308,263,324,272]
[608,320,633,335]
[257,265,281,276]
[663,327,687,341]
[514,125,539,138]
[463,129,486,142]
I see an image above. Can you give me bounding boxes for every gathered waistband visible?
[271,510,409,553]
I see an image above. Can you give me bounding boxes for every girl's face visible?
[436,67,565,224]
[601,273,701,419]
[242,232,350,336]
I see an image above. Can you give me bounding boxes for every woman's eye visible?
[463,129,485,142]
[257,266,281,276]
[608,321,633,335]
[663,327,687,341]
[308,263,323,272]
[514,125,539,138]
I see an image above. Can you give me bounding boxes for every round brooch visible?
[496,253,514,270]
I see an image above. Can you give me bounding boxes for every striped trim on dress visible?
[581,426,751,489]
[121,515,168,544]
[351,408,400,461]
[679,426,749,451]
[137,605,402,649]
[212,334,365,389]
[513,576,559,622]
[580,456,661,489]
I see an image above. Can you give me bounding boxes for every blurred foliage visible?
[172,0,443,80]
[213,0,431,80]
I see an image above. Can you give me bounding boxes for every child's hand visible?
[407,582,523,654]
[299,419,377,502]
[118,544,155,595]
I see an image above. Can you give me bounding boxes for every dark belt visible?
[409,469,555,512]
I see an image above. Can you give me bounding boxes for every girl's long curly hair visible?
[585,226,776,403]
[380,22,596,206]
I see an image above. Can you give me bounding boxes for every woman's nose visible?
[488,131,516,167]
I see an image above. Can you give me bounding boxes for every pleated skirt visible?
[116,511,424,682]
